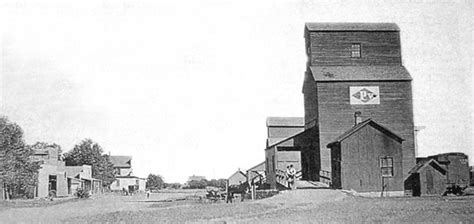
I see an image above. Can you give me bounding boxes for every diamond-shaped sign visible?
[352,88,377,103]
[350,86,380,105]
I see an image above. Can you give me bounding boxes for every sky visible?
[1,0,472,183]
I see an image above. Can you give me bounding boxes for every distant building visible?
[109,156,133,176]
[246,161,266,186]
[187,175,206,182]
[109,156,146,192]
[65,165,102,195]
[32,146,68,198]
[228,170,247,186]
[32,147,103,198]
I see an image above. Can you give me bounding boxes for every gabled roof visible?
[266,117,304,127]
[327,119,404,148]
[309,66,412,82]
[409,159,447,175]
[228,170,247,180]
[247,161,265,172]
[305,23,400,32]
[109,156,132,168]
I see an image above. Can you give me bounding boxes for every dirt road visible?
[0,189,472,223]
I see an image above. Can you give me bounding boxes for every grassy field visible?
[0,189,472,223]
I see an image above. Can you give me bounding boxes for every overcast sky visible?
[1,0,472,183]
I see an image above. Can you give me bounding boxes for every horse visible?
[226,183,250,203]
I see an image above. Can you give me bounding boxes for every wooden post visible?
[225,180,229,202]
[251,184,256,200]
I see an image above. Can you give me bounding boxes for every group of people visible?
[286,164,296,189]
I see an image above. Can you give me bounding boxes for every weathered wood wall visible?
[419,165,446,196]
[334,124,403,192]
[264,147,277,189]
[306,31,402,66]
[315,81,415,180]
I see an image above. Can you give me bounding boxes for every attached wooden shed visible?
[327,119,404,195]
[404,158,447,196]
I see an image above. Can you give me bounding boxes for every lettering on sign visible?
[350,86,380,105]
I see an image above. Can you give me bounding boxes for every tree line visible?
[0,116,115,199]
[145,173,227,190]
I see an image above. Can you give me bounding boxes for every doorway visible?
[48,175,57,192]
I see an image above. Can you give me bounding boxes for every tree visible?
[64,139,115,187]
[146,174,165,190]
[187,179,208,189]
[208,179,227,189]
[0,117,41,199]
[164,182,182,189]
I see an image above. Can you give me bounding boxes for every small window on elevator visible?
[351,43,361,58]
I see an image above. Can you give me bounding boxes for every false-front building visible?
[302,23,416,192]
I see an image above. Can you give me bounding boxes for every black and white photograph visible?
[0,0,473,223]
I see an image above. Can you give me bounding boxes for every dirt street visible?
[0,189,472,223]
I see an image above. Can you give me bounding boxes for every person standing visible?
[288,164,296,190]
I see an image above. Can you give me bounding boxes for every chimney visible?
[354,111,362,125]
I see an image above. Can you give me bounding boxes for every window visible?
[351,43,361,58]
[380,156,393,177]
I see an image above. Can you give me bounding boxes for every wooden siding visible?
[308,31,401,66]
[265,147,277,189]
[315,81,415,180]
[330,145,341,189]
[294,127,320,181]
[228,172,247,186]
[336,124,403,192]
[419,165,446,195]
[303,71,318,129]
[404,163,447,196]
[268,127,304,139]
[276,150,301,171]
